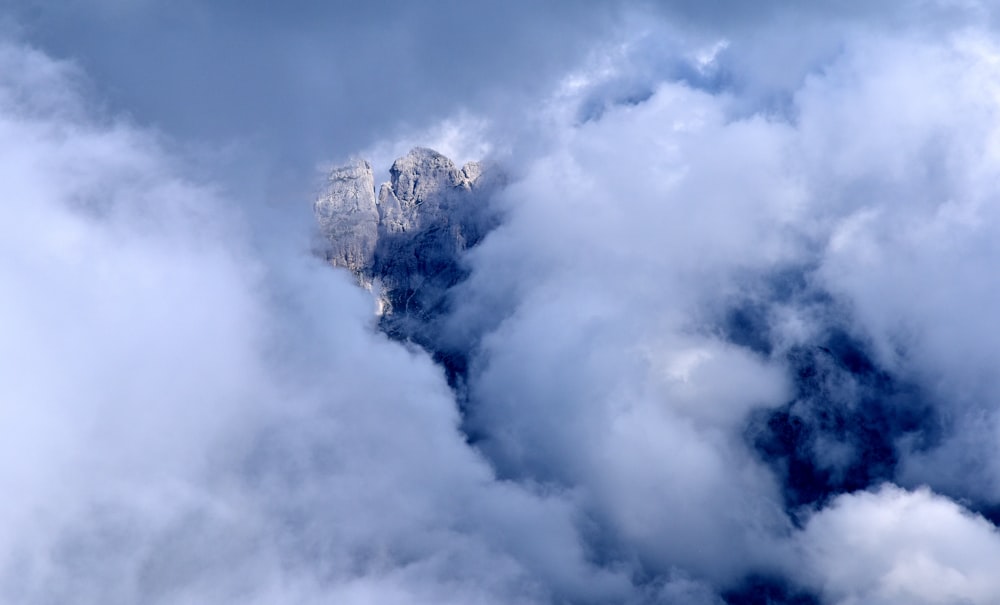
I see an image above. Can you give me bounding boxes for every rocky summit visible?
[314,159,380,275]
[314,147,501,374]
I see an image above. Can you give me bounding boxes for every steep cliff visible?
[315,147,501,379]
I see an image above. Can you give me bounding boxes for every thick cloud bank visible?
[0,42,634,605]
[396,13,1000,605]
[798,486,1000,604]
[8,3,1000,605]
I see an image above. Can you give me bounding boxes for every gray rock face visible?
[375,147,485,235]
[313,159,379,275]
[315,148,501,343]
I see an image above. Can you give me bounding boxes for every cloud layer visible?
[434,11,1000,603]
[0,40,633,605]
[6,2,1000,604]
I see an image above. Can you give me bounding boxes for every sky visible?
[3,1,1000,604]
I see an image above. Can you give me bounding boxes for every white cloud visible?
[799,485,1000,604]
[444,14,1000,594]
[9,2,1000,602]
[0,39,637,605]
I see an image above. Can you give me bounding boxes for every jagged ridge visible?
[314,147,502,383]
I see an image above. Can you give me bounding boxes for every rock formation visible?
[315,147,501,379]
[314,159,380,276]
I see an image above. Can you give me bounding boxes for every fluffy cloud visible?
[799,485,1000,604]
[9,2,1000,603]
[455,77,800,584]
[0,40,639,605]
[805,34,1000,504]
[441,12,1000,597]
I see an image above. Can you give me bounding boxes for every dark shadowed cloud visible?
[2,0,626,187]
[3,0,988,193]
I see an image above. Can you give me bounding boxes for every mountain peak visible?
[315,148,501,317]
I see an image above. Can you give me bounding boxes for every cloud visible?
[4,0,633,192]
[798,485,1000,604]
[431,8,1000,595]
[453,77,801,584]
[0,38,643,605]
[803,32,1000,505]
[9,1,1000,603]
